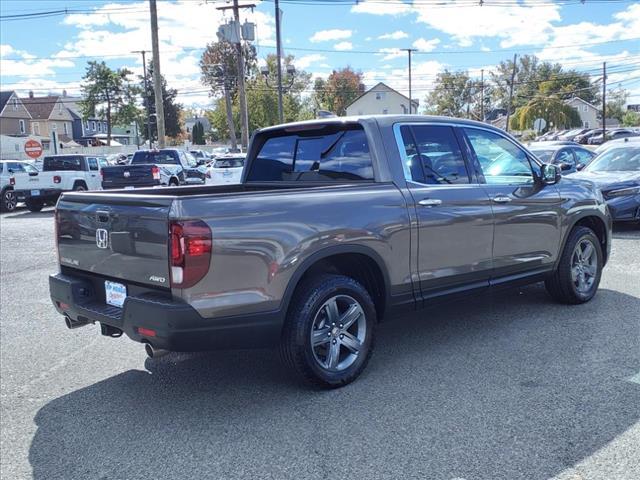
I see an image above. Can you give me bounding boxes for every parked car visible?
[50,115,611,388]
[101,149,206,189]
[13,155,108,212]
[528,142,596,173]
[1,160,40,212]
[588,128,639,145]
[190,150,212,162]
[594,135,640,154]
[574,129,600,144]
[569,145,640,223]
[558,128,590,142]
[205,154,245,185]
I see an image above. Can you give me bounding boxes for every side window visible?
[399,125,470,184]
[87,158,99,171]
[573,149,594,164]
[464,128,534,185]
[8,162,25,172]
[554,149,574,166]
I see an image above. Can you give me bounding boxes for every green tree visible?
[424,70,478,117]
[313,67,365,116]
[605,87,629,123]
[140,61,183,141]
[621,110,640,127]
[510,82,582,131]
[80,61,139,146]
[192,121,206,145]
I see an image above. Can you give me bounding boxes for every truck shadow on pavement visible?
[29,285,640,480]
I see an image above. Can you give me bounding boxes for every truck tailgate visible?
[101,165,158,188]
[56,193,173,288]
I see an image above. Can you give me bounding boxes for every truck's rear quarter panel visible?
[174,183,412,319]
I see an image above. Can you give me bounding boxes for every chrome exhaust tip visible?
[145,343,169,359]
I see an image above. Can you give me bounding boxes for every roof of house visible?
[565,97,598,110]
[345,82,419,110]
[0,91,15,113]
[22,95,62,120]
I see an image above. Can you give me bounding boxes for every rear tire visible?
[545,226,603,304]
[280,274,376,388]
[25,198,44,212]
[168,179,179,187]
[1,189,17,212]
[73,182,87,191]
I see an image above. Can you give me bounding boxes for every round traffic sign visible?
[533,118,547,133]
[24,139,43,159]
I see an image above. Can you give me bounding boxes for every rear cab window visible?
[131,150,179,165]
[247,125,374,182]
[214,157,245,168]
[43,156,83,171]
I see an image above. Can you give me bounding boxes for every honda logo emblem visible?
[96,228,109,249]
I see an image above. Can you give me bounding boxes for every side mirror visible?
[576,163,585,171]
[540,163,561,185]
[559,162,573,172]
[197,159,205,166]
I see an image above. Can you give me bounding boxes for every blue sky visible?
[1,0,639,109]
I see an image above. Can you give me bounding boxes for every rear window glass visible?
[131,151,179,165]
[214,158,245,168]
[247,127,374,182]
[43,156,82,171]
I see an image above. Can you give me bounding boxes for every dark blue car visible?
[570,146,640,223]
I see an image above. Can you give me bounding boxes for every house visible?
[565,97,599,129]
[0,91,32,136]
[22,93,75,144]
[59,92,110,145]
[345,82,419,116]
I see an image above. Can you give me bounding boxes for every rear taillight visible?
[53,175,61,184]
[169,220,212,288]
[9,177,15,186]
[152,166,160,181]
[54,209,60,261]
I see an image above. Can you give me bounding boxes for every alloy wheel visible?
[571,238,598,294]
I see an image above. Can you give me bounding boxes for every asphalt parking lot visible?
[1,207,639,480]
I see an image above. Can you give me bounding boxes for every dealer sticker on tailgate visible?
[105,280,127,308]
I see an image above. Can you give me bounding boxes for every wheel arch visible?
[72,179,88,190]
[281,245,391,324]
[559,213,610,267]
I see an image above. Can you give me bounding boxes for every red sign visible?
[24,139,43,159]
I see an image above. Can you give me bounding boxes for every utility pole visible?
[602,61,607,141]
[217,2,253,150]
[480,69,485,122]
[133,49,153,147]
[275,0,284,124]
[149,0,166,147]
[402,48,416,114]
[505,53,517,132]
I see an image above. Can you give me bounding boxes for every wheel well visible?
[169,177,179,185]
[574,216,608,263]
[73,180,87,189]
[295,253,387,319]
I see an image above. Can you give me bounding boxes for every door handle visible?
[492,195,512,203]
[418,198,442,207]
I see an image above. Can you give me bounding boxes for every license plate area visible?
[31,189,40,196]
[105,280,127,308]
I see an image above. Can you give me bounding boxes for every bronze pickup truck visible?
[49,115,612,387]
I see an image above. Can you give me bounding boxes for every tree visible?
[313,67,365,116]
[192,121,205,145]
[424,70,478,118]
[80,61,139,146]
[510,82,582,131]
[605,87,629,122]
[200,40,257,149]
[622,110,640,127]
[140,61,182,142]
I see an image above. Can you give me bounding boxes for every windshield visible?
[585,147,640,172]
[530,149,554,162]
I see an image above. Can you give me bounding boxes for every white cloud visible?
[334,41,353,51]
[412,38,441,52]
[378,31,408,40]
[0,44,76,77]
[377,48,404,61]
[309,29,352,43]
[351,0,412,16]
[295,54,327,70]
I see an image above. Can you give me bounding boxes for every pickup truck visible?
[14,155,108,212]
[1,160,40,212]
[100,149,206,189]
[49,116,612,388]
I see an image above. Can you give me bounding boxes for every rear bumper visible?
[101,181,161,190]
[606,196,640,222]
[49,273,283,351]
[19,188,62,200]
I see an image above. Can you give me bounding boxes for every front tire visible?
[25,198,44,212]
[545,226,603,304]
[280,274,376,388]
[1,189,17,212]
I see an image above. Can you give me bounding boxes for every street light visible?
[261,64,296,123]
